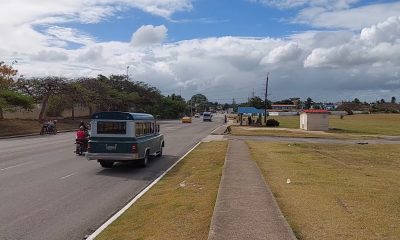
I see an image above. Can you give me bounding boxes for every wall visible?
[269,111,299,116]
[304,113,329,131]
[3,105,90,120]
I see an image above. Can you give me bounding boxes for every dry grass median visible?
[96,141,228,240]
[248,141,400,240]
[260,114,400,136]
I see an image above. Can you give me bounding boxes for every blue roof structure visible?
[238,107,266,114]
[92,111,155,120]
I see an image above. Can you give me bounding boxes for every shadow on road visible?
[94,155,179,181]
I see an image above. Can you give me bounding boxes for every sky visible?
[1,0,400,103]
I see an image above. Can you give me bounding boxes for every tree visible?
[15,77,67,120]
[353,98,361,104]
[380,99,386,104]
[391,96,396,104]
[305,97,313,109]
[190,93,208,112]
[274,99,293,105]
[248,96,265,109]
[0,62,33,119]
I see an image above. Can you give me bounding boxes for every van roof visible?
[91,111,155,120]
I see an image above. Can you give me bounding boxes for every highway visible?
[0,116,222,240]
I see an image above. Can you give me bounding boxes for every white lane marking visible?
[60,172,76,180]
[86,141,203,240]
[0,161,31,171]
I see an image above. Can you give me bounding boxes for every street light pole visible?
[126,66,130,81]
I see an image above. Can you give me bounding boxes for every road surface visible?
[0,116,222,240]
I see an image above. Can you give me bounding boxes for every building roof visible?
[271,104,297,107]
[301,109,329,114]
[238,107,265,114]
[91,111,155,120]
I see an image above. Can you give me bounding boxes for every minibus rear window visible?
[97,121,126,134]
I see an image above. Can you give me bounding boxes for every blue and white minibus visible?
[86,112,164,168]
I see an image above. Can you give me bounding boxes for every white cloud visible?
[251,0,358,10]
[294,2,400,30]
[304,16,400,68]
[131,25,168,46]
[261,42,302,64]
[1,1,400,102]
[46,26,95,46]
[253,0,400,31]
[30,50,69,62]
[360,16,400,44]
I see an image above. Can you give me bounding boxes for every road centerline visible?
[0,161,32,171]
[60,172,77,180]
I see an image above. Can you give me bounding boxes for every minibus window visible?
[97,121,126,134]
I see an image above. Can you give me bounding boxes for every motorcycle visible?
[75,139,88,156]
[40,123,57,135]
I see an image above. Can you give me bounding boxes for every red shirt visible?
[76,130,86,139]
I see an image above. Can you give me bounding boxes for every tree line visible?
[0,62,189,120]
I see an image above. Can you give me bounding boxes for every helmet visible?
[79,126,84,130]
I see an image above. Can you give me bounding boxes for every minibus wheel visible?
[157,146,163,157]
[140,151,149,167]
[99,160,114,168]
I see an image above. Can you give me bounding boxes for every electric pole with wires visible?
[264,72,269,126]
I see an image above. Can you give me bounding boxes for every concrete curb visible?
[210,124,227,135]
[0,129,76,139]
[85,141,203,240]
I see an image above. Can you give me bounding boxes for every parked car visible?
[194,113,200,118]
[182,116,192,123]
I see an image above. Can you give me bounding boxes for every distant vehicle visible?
[203,112,212,122]
[194,113,200,118]
[182,116,192,123]
[86,112,164,168]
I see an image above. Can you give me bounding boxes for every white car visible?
[203,112,212,122]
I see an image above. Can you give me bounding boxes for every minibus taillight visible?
[131,144,137,153]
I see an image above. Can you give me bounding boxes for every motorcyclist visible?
[79,121,88,131]
[76,126,88,153]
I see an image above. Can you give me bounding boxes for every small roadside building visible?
[300,109,330,131]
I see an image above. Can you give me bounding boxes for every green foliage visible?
[158,95,187,119]
[248,96,265,109]
[46,95,66,117]
[274,99,293,105]
[305,97,313,109]
[266,118,280,127]
[0,89,33,110]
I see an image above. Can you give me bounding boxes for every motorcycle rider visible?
[76,126,88,153]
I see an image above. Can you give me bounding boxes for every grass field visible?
[248,141,400,240]
[230,126,377,139]
[96,141,228,240]
[235,114,400,136]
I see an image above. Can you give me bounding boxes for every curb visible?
[85,141,203,240]
[0,129,76,140]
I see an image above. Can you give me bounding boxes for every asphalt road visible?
[0,116,223,240]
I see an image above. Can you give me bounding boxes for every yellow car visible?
[181,116,192,123]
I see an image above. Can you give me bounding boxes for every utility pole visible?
[264,73,269,126]
[126,66,130,81]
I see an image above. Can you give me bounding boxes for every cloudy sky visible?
[1,0,400,103]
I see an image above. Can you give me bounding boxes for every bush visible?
[266,119,280,127]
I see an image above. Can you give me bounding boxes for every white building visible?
[300,110,330,131]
